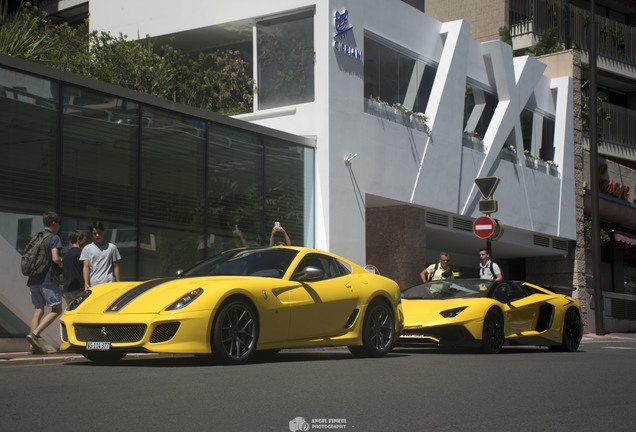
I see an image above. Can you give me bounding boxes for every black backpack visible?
[21,231,53,277]
[427,262,453,281]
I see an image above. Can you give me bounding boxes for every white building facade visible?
[90,0,576,286]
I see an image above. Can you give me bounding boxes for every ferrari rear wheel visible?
[481,309,504,354]
[348,300,395,358]
[551,307,582,352]
[212,298,259,365]
[82,350,127,364]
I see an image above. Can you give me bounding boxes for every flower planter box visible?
[525,156,536,169]
[364,98,427,132]
[535,160,548,173]
[500,149,517,163]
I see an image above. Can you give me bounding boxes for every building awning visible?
[615,231,636,246]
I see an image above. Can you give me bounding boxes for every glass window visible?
[364,36,436,112]
[265,138,311,247]
[208,124,264,253]
[0,69,59,211]
[140,107,206,276]
[520,109,533,152]
[464,83,498,140]
[62,85,138,222]
[540,116,555,162]
[292,253,343,281]
[140,107,205,228]
[413,65,436,114]
[138,226,202,279]
[257,10,315,110]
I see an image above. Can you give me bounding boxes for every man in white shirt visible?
[479,248,502,281]
[81,221,121,288]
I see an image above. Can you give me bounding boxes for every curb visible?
[0,352,184,367]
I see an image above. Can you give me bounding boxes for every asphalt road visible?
[2,337,636,432]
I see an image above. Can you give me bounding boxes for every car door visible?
[499,282,541,335]
[285,253,358,340]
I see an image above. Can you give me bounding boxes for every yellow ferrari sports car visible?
[398,279,582,353]
[60,246,403,364]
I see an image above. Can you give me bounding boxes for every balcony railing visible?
[510,0,636,66]
[600,102,636,150]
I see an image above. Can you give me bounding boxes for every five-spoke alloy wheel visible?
[349,300,396,358]
[212,298,259,365]
[481,309,505,354]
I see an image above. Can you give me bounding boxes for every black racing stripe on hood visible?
[105,278,177,312]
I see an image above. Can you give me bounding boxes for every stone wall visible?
[425,0,507,42]
[528,50,588,332]
[366,206,427,291]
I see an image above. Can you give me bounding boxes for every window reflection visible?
[463,83,498,141]
[364,36,436,112]
[141,106,205,229]
[62,85,138,222]
[257,10,315,110]
[208,125,264,254]
[265,139,310,247]
[0,69,58,211]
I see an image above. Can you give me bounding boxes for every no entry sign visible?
[473,216,495,239]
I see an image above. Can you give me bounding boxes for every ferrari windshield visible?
[182,248,299,278]
[401,279,494,299]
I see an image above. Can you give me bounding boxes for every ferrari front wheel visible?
[550,308,582,352]
[349,300,396,358]
[481,309,504,354]
[212,299,259,365]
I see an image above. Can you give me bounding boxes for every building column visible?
[366,205,427,290]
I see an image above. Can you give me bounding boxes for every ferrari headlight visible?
[440,306,467,318]
[166,288,203,311]
[66,290,92,311]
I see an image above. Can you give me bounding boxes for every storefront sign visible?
[598,164,632,201]
[333,10,362,61]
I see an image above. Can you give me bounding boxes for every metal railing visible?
[509,0,636,65]
[601,102,636,149]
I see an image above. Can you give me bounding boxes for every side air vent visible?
[426,212,449,227]
[552,239,568,251]
[535,304,555,332]
[345,309,359,328]
[452,217,473,231]
[533,235,550,247]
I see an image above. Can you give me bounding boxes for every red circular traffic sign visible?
[473,216,495,239]
[365,264,380,275]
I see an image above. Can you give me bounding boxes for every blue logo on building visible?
[334,10,353,38]
[333,10,361,61]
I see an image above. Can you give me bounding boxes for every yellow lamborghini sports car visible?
[60,247,403,364]
[398,279,582,353]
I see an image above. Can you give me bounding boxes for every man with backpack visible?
[479,248,503,281]
[420,251,454,282]
[24,211,63,354]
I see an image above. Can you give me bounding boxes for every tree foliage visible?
[498,26,512,47]
[0,1,253,115]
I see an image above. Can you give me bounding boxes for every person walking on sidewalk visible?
[26,211,63,354]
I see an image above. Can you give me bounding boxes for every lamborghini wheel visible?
[82,351,127,364]
[212,298,259,365]
[550,308,582,352]
[481,309,504,354]
[348,300,396,358]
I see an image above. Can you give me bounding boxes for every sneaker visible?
[26,333,43,353]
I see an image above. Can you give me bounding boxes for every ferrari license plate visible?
[86,341,111,351]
